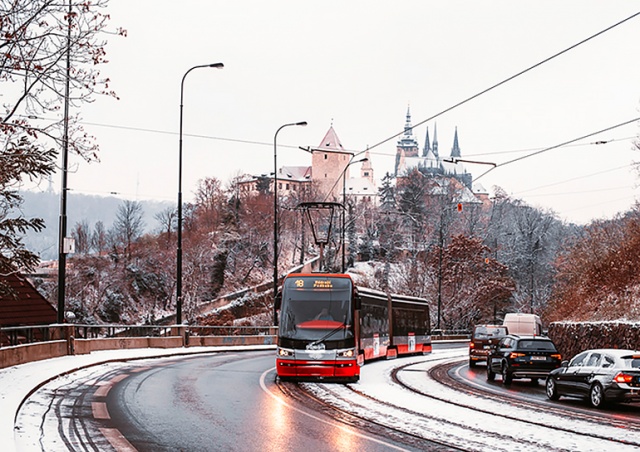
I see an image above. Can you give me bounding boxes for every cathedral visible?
[240,108,482,205]
[394,107,473,190]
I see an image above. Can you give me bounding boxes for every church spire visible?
[395,105,420,175]
[403,105,413,138]
[451,127,461,158]
[422,126,431,157]
[432,122,439,158]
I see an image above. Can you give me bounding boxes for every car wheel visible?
[545,377,559,400]
[487,362,495,381]
[530,378,539,386]
[589,383,605,408]
[469,359,476,368]
[501,363,512,385]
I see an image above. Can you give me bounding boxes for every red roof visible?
[0,273,57,327]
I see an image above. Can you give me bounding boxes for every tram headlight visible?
[277,347,294,357]
[337,348,355,358]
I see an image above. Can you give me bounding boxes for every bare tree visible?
[154,206,176,243]
[112,200,145,259]
[71,220,91,254]
[1,1,125,160]
[91,220,107,255]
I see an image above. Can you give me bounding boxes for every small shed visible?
[0,273,57,327]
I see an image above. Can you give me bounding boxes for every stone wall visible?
[547,321,640,360]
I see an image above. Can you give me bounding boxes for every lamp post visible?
[177,62,223,325]
[341,156,368,272]
[273,121,307,324]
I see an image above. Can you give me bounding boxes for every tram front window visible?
[279,299,353,341]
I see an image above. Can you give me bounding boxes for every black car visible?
[487,334,562,385]
[469,324,508,367]
[545,348,640,408]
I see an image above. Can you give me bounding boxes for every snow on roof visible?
[473,182,488,195]
[345,177,377,196]
[279,165,312,181]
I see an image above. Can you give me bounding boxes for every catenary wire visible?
[363,10,640,154]
[472,116,640,182]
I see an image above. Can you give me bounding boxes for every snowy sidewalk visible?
[0,345,275,452]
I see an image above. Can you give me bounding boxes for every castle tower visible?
[361,149,374,184]
[311,125,351,201]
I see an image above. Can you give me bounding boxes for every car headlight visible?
[337,348,355,358]
[277,347,294,357]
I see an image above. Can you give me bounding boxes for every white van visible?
[503,313,543,336]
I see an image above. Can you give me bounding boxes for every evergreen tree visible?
[378,172,396,211]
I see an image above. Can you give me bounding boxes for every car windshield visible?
[474,327,508,339]
[621,355,640,369]
[518,340,556,351]
[279,299,353,341]
[278,276,354,341]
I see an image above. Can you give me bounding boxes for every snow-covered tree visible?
[0,136,56,285]
[1,0,125,161]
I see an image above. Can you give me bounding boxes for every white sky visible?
[53,1,640,225]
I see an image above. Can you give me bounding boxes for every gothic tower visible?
[394,106,420,175]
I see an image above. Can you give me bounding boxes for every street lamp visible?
[176,62,223,325]
[341,156,368,272]
[273,121,307,324]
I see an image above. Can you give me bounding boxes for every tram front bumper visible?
[276,347,359,379]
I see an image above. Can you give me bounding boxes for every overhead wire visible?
[472,116,640,182]
[41,11,640,209]
[364,10,640,154]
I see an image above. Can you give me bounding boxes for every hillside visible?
[18,190,174,260]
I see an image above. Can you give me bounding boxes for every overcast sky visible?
[52,1,640,225]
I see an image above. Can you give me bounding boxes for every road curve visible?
[16,350,427,451]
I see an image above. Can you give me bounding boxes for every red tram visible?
[275,273,431,382]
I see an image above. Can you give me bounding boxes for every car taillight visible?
[551,354,562,360]
[614,372,634,384]
[470,342,475,349]
[509,352,526,359]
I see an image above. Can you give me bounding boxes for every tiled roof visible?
[0,273,57,326]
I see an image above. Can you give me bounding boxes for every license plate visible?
[530,356,546,361]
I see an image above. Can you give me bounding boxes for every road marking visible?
[99,427,138,452]
[94,384,112,397]
[92,401,110,420]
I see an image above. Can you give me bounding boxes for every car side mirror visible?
[561,360,569,368]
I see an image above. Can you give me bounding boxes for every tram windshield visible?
[279,276,354,341]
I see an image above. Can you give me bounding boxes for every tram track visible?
[276,375,465,452]
[292,351,640,451]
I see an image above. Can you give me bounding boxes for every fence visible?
[0,323,278,370]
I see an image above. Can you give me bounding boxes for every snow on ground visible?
[0,345,274,452]
[303,349,640,452]
[3,346,639,451]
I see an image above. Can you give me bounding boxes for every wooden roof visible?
[0,273,57,327]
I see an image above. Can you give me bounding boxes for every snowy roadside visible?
[304,349,640,452]
[0,345,276,452]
